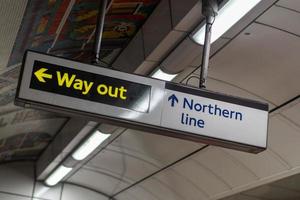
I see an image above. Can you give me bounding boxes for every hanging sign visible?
[16,51,269,153]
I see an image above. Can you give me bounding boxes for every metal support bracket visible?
[93,0,108,65]
[199,0,218,88]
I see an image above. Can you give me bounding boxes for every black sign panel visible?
[30,61,151,112]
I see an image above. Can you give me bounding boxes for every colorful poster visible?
[8,0,160,66]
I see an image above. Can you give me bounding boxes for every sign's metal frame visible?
[15,50,269,153]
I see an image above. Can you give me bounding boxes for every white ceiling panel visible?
[192,147,258,188]
[114,106,300,199]
[104,129,203,166]
[189,38,230,68]
[257,5,300,36]
[84,147,160,185]
[143,30,187,64]
[222,159,300,200]
[61,184,108,200]
[222,194,263,200]
[114,192,137,200]
[222,148,289,179]
[161,37,229,74]
[277,0,300,12]
[173,159,230,197]
[0,0,27,70]
[268,114,300,167]
[206,23,300,106]
[154,168,209,200]
[161,38,202,74]
[281,101,300,127]
[116,180,183,200]
[0,193,30,200]
[222,0,277,39]
[243,185,300,200]
[271,173,300,192]
[135,177,183,200]
[68,168,130,196]
[68,129,204,196]
[116,181,163,200]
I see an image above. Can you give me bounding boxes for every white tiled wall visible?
[0,162,109,200]
[0,193,31,200]
[0,162,34,196]
[61,184,108,200]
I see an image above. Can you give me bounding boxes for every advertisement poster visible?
[8,0,160,66]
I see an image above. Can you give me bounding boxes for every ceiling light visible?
[72,130,110,161]
[151,68,177,81]
[193,0,261,45]
[45,165,73,186]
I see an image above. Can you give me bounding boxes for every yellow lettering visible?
[108,86,118,98]
[57,71,76,88]
[119,86,127,100]
[83,81,94,95]
[97,84,108,95]
[73,79,83,90]
[96,84,127,100]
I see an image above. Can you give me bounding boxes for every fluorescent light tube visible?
[151,69,177,81]
[193,0,261,44]
[72,130,110,161]
[45,165,72,186]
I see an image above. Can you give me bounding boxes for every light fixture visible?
[44,130,110,186]
[192,0,261,45]
[72,130,111,161]
[151,68,177,81]
[45,165,73,186]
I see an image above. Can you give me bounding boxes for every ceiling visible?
[0,0,300,200]
[223,170,300,200]
[0,0,160,163]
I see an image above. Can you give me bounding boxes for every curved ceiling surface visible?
[0,0,299,200]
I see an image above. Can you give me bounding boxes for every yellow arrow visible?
[34,68,52,83]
